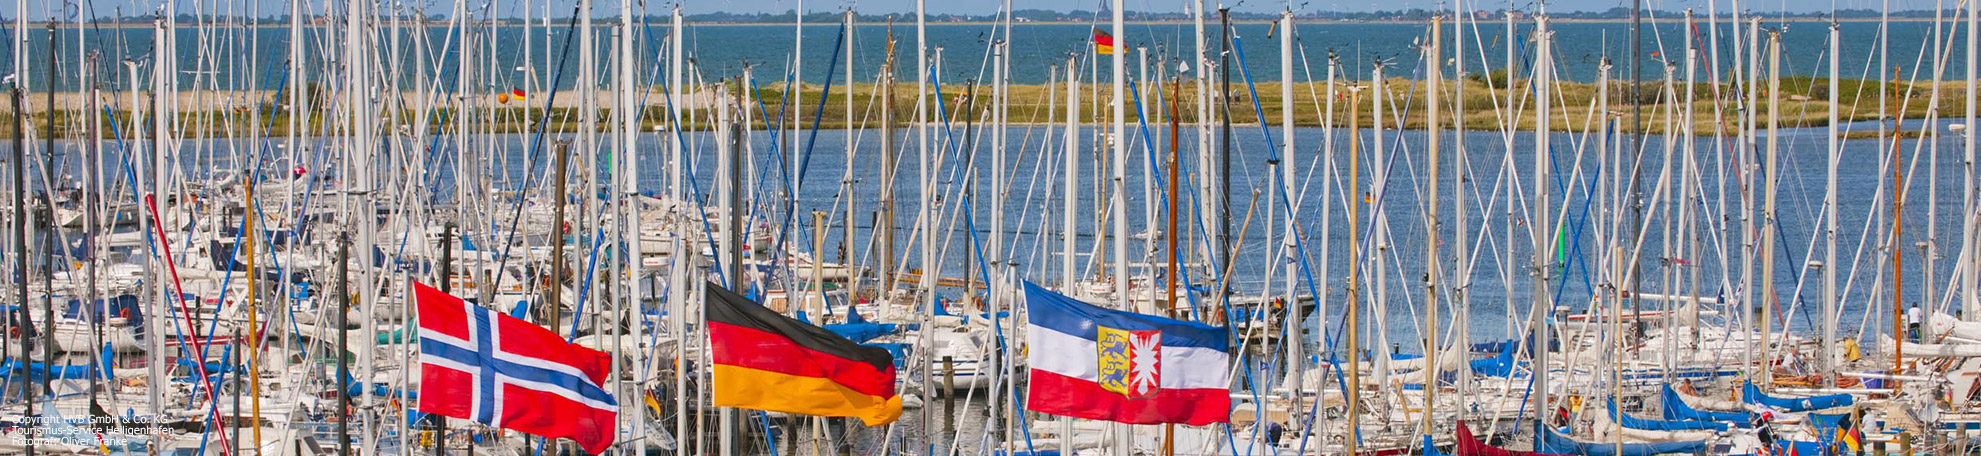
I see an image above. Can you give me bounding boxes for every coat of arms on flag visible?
[1022,281,1230,425]
[1096,326,1160,398]
[413,281,619,454]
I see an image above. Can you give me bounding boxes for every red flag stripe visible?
[1026,368,1228,426]
[709,321,897,398]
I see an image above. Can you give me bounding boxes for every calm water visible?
[6,16,1965,358]
[6,19,1974,91]
[22,114,1951,352]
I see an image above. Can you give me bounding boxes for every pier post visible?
[943,355,956,435]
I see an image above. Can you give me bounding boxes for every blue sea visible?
[5,17,1966,351]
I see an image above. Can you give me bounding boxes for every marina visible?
[4,0,1981,455]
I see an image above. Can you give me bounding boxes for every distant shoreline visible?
[21,16,1965,29]
[0,76,1965,138]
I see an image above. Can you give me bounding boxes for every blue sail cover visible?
[1,347,116,381]
[1773,440,1831,456]
[1609,398,1730,432]
[1536,426,1708,456]
[1,359,100,381]
[823,322,898,344]
[1660,385,1753,426]
[816,308,901,344]
[1741,381,1854,412]
[1471,342,1522,377]
[1426,435,1448,456]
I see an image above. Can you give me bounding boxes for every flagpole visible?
[1156,60,1172,456]
[435,224,455,456]
[1110,0,1129,452]
[1059,54,1081,456]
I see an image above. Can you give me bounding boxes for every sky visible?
[0,0,1956,21]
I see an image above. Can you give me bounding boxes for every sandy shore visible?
[0,77,1970,137]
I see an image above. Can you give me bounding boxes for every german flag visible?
[706,282,902,426]
[1836,413,1863,453]
[1093,29,1115,55]
[498,88,525,104]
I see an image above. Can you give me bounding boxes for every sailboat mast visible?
[1968,0,1980,322]
[1738,17,1758,380]
[119,52,153,454]
[1656,57,1680,386]
[1928,0,1948,323]
[915,0,934,444]
[1344,81,1364,456]
[336,234,351,456]
[1141,47,1157,314]
[1218,8,1233,271]
[846,11,858,301]
[992,22,1006,288]
[718,91,739,456]
[1824,19,1841,387]
[11,0,21,93]
[9,76,28,456]
[880,30,897,296]
[1194,0,1213,269]
[1628,0,1646,323]
[147,19,170,450]
[343,0,381,448]
[1279,12,1299,406]
[996,2,1017,441]
[1530,13,1554,437]
[1064,55,1080,290]
[36,24,53,456]
[1760,30,1781,388]
[619,0,642,451]
[1109,0,1127,310]
[1110,0,1129,452]
[1059,54,1079,452]
[1318,53,1337,418]
[1450,0,1471,402]
[1683,6,1702,369]
[794,0,804,198]
[1423,16,1442,435]
[1162,44,1182,456]
[668,6,690,452]
[1890,56,1907,388]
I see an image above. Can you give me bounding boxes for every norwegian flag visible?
[414,281,618,454]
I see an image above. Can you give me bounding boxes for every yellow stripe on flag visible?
[711,364,903,426]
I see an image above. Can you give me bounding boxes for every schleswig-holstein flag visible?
[1022,281,1230,425]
